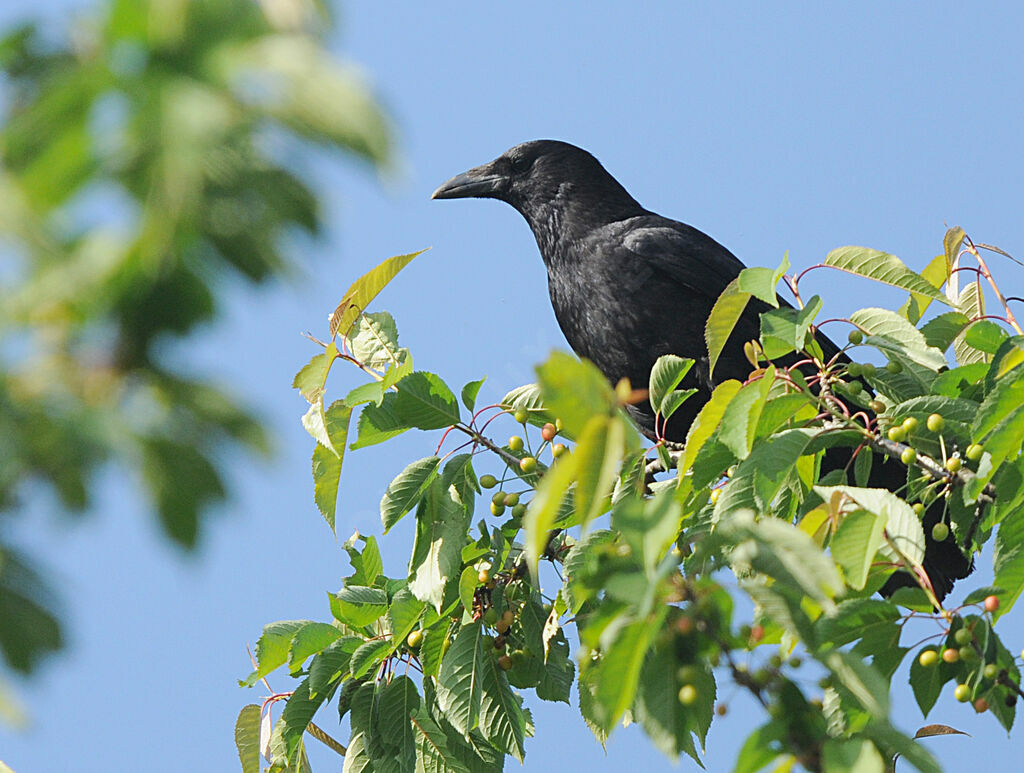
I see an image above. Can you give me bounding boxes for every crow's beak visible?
[431,163,506,200]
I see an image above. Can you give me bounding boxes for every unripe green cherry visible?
[513,408,529,424]
[887,426,905,442]
[926,413,945,432]
[406,629,423,649]
[847,362,862,377]
[887,359,903,373]
[931,522,949,541]
[984,663,999,680]
[869,399,887,414]
[483,608,498,626]
[954,627,973,646]
[848,329,863,345]
[678,684,698,705]
[954,683,971,702]
[860,362,876,377]
[508,435,524,452]
[552,443,568,458]
[946,456,963,473]
[913,502,925,516]
[966,443,984,461]
[491,491,507,506]
[511,503,526,519]
[504,492,520,507]
[901,416,919,433]
[901,447,917,465]
[489,501,505,516]
[480,474,498,489]
[519,456,538,473]
[918,649,939,668]
[846,381,863,395]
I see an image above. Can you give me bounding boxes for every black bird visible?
[432,139,972,599]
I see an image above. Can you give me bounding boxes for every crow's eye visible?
[508,154,533,174]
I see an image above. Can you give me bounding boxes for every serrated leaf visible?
[288,622,343,671]
[953,279,987,366]
[312,444,342,530]
[350,637,394,679]
[234,704,262,773]
[293,341,339,403]
[329,586,388,628]
[759,296,822,359]
[536,351,616,436]
[388,588,427,647]
[964,319,1008,354]
[381,456,441,532]
[817,485,925,569]
[460,378,486,412]
[825,650,889,717]
[993,507,1024,619]
[436,623,486,736]
[390,371,462,430]
[590,612,667,732]
[524,445,579,575]
[379,675,421,756]
[706,277,750,378]
[330,250,427,339]
[920,311,970,353]
[680,380,742,474]
[410,710,471,773]
[850,308,947,371]
[344,311,403,369]
[479,650,528,761]
[649,355,694,417]
[351,394,411,449]
[825,246,948,302]
[241,620,310,686]
[635,645,715,764]
[831,509,886,590]
[408,479,469,610]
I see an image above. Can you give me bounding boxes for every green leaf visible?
[732,722,785,773]
[680,381,742,474]
[816,599,900,651]
[824,246,948,302]
[965,319,1009,354]
[410,710,472,773]
[479,649,528,761]
[825,650,889,718]
[269,677,332,768]
[716,372,774,460]
[381,456,441,532]
[706,277,751,378]
[993,507,1024,619]
[759,296,822,359]
[344,311,403,369]
[309,637,361,697]
[524,443,579,574]
[591,612,666,732]
[498,383,557,428]
[391,372,462,430]
[379,675,421,757]
[408,479,469,610]
[436,623,486,736]
[822,739,885,773]
[234,704,262,773]
[909,645,948,718]
[816,486,925,569]
[536,351,616,436]
[849,308,947,372]
[351,394,411,449]
[830,509,886,590]
[714,427,813,520]
[288,621,343,670]
[329,586,388,628]
[649,355,694,417]
[953,279,986,366]
[573,414,627,528]
[635,645,715,764]
[292,341,339,402]
[461,378,486,412]
[350,637,394,679]
[973,364,1024,473]
[329,250,428,339]
[388,587,427,647]
[458,566,478,614]
[737,252,789,307]
[240,620,309,686]
[862,721,942,773]
[723,511,842,613]
[919,311,970,352]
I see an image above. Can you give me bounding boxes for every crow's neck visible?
[517,182,645,268]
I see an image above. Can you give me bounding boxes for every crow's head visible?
[432,140,644,229]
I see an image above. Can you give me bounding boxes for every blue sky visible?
[3,2,1024,771]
